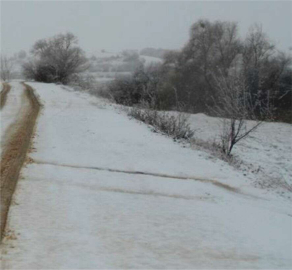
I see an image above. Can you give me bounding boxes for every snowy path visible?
[1,82,291,269]
[0,82,27,156]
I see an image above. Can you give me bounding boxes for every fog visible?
[1,1,291,56]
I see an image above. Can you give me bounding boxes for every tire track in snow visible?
[32,159,242,194]
[22,174,215,202]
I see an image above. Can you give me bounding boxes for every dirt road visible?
[0,82,40,240]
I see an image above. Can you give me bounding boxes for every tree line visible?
[110,20,291,123]
[18,19,292,123]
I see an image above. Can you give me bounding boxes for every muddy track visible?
[0,83,41,241]
[0,83,11,110]
[33,160,240,194]
[33,160,264,199]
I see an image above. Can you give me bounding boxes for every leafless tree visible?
[242,24,275,97]
[18,50,27,60]
[0,56,14,82]
[241,24,291,120]
[23,32,88,84]
[166,19,242,110]
[212,70,273,156]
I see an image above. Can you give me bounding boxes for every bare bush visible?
[212,71,273,156]
[128,103,194,140]
[23,32,88,84]
[190,138,243,168]
[108,64,169,107]
[0,56,14,82]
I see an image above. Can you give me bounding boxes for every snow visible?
[0,82,26,156]
[5,163,292,269]
[21,84,249,185]
[2,82,292,269]
[139,55,163,66]
[187,113,292,189]
[91,51,119,59]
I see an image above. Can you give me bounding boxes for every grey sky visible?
[1,1,291,56]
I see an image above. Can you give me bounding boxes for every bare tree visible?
[18,50,27,60]
[0,56,14,82]
[212,70,273,156]
[23,32,88,84]
[242,24,275,99]
[167,19,242,110]
[242,24,291,121]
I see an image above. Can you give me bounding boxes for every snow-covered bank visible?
[2,82,292,269]
[21,83,251,189]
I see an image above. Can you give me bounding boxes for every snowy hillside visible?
[187,113,292,194]
[1,82,291,269]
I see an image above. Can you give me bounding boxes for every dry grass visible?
[128,106,194,140]
[190,138,242,168]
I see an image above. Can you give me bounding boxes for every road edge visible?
[0,83,11,110]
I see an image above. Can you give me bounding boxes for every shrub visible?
[108,76,139,105]
[128,104,194,140]
[22,33,88,84]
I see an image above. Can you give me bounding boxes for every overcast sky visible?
[1,1,291,56]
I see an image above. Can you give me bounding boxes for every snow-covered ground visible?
[1,82,292,269]
[187,113,292,192]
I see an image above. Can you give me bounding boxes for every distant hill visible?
[140,47,170,59]
[88,50,163,74]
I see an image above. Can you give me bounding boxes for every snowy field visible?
[1,82,292,269]
[186,114,292,194]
